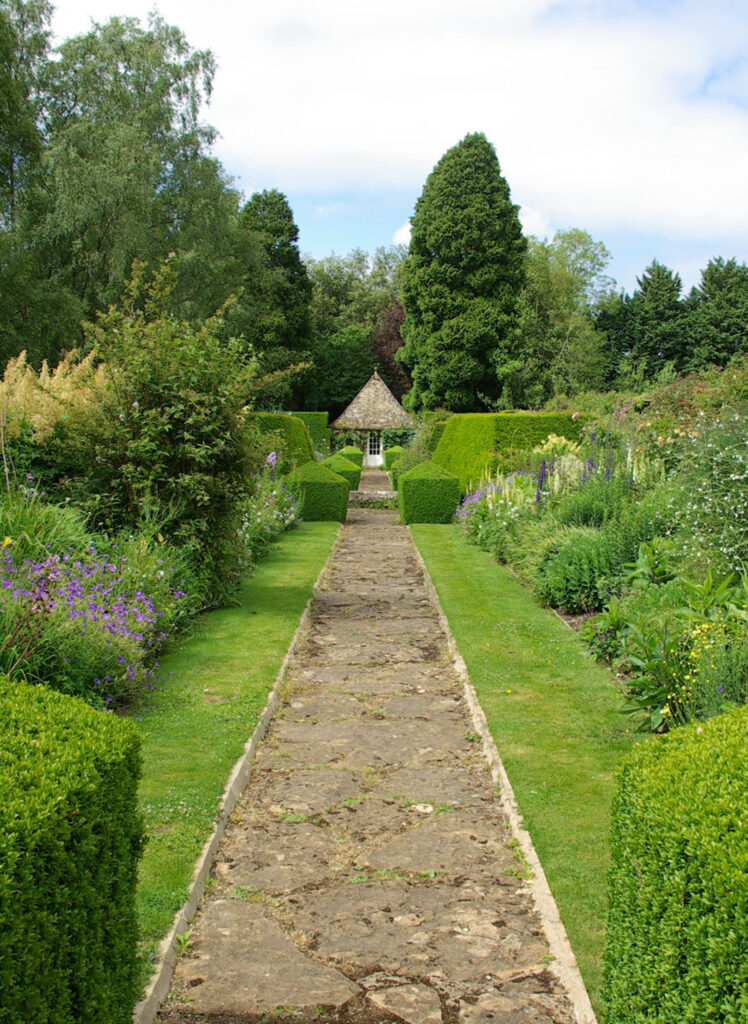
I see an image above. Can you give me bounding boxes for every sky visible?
[48,0,748,294]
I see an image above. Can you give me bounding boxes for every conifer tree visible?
[398,132,526,411]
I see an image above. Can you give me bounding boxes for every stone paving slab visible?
[160,509,578,1024]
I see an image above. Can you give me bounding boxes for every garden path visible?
[160,509,577,1024]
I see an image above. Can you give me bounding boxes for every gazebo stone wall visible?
[331,371,414,467]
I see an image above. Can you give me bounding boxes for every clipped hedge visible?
[398,461,461,524]
[322,453,361,490]
[337,445,364,469]
[246,412,314,474]
[0,678,143,1024]
[384,445,404,471]
[427,419,449,452]
[291,412,332,452]
[287,462,349,521]
[433,412,590,491]
[604,708,748,1023]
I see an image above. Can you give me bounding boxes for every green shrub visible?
[290,411,330,452]
[49,269,265,607]
[286,462,349,522]
[0,677,143,1023]
[537,527,623,612]
[382,427,416,450]
[321,453,361,490]
[398,461,461,524]
[384,445,404,471]
[337,445,364,469]
[246,412,314,475]
[433,412,590,491]
[604,708,748,1023]
[391,448,429,490]
[556,476,634,528]
[503,516,584,588]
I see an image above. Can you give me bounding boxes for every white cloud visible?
[519,206,552,240]
[393,221,412,245]
[49,0,748,252]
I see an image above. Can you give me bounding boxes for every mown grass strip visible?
[131,523,339,979]
[411,524,635,1019]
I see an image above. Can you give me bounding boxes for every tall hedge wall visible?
[432,412,590,491]
[290,412,332,452]
[246,412,314,473]
[0,678,143,1024]
[603,708,748,1024]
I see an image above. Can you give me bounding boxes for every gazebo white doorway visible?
[364,432,384,467]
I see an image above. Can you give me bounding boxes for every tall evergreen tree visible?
[685,257,748,370]
[627,260,686,376]
[398,132,526,411]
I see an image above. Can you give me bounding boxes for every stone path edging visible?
[410,534,598,1024]
[133,525,343,1024]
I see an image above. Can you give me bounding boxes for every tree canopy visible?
[398,132,526,411]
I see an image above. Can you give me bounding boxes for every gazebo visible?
[331,370,414,467]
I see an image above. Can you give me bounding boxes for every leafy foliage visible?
[604,709,748,1023]
[399,132,526,411]
[0,676,143,1023]
[50,268,262,606]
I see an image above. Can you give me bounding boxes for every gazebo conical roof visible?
[331,370,413,430]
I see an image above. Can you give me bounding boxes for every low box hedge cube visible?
[0,677,143,1024]
[398,461,461,524]
[287,461,350,521]
[322,453,361,491]
[603,706,748,1024]
[384,445,404,472]
[337,445,363,469]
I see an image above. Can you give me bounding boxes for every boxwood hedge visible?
[384,446,404,472]
[0,677,143,1024]
[337,445,364,469]
[322,453,361,490]
[604,707,748,1024]
[287,461,349,521]
[432,412,590,491]
[398,461,461,524]
[246,412,314,473]
[290,412,332,452]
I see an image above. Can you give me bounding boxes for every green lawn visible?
[132,522,338,978]
[411,524,635,1019]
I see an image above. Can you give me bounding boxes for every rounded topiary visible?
[398,461,461,524]
[322,453,361,491]
[384,445,404,472]
[337,445,364,469]
[286,462,349,522]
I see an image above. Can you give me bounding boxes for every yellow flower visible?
[2,536,11,548]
